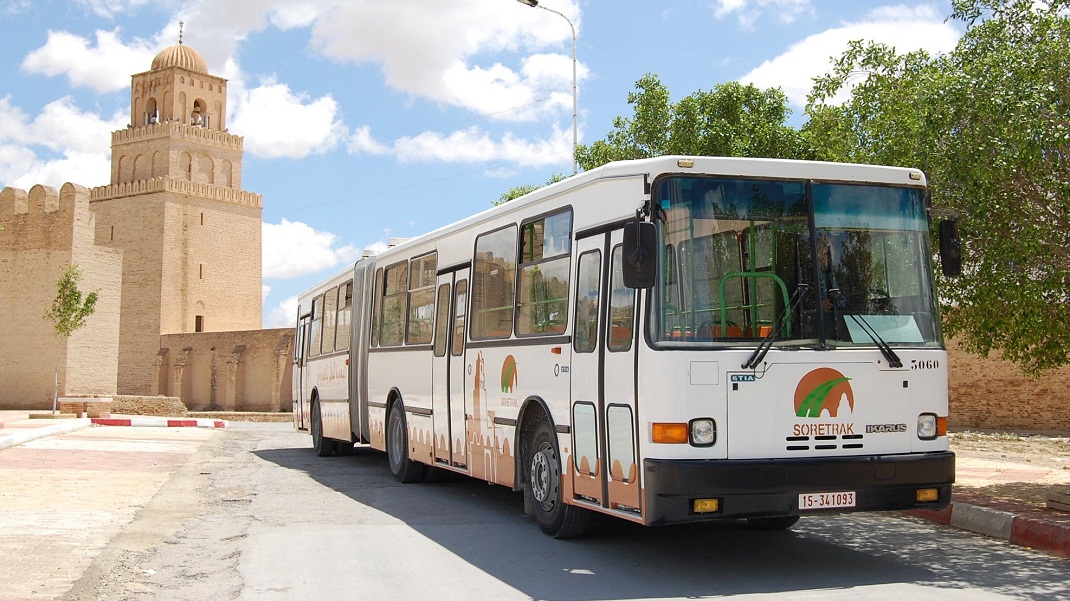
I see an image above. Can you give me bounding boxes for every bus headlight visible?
[690,418,716,447]
[917,413,937,440]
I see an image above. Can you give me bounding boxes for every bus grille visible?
[784,433,863,451]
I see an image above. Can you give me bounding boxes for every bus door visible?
[293,312,312,431]
[432,267,470,467]
[570,229,641,512]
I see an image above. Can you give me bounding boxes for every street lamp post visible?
[515,0,578,175]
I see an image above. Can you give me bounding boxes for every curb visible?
[91,417,227,429]
[908,502,1070,559]
[0,418,93,450]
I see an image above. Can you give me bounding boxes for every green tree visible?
[43,264,99,413]
[494,172,568,205]
[576,74,811,171]
[805,0,1070,375]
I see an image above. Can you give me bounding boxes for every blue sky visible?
[0,0,962,328]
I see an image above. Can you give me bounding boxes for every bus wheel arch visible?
[526,417,590,538]
[385,391,426,483]
[514,397,551,493]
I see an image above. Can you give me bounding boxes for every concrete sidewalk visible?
[0,412,223,601]
[0,411,227,452]
[907,442,1070,558]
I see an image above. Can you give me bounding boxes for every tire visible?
[311,399,338,457]
[525,418,590,539]
[747,515,801,530]
[387,402,426,483]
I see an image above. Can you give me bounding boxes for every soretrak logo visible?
[501,355,518,393]
[794,368,854,418]
[792,368,856,437]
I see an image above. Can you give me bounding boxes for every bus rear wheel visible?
[311,399,338,457]
[387,402,426,483]
[526,418,590,539]
[747,515,800,530]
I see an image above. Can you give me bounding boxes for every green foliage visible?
[44,264,99,339]
[805,0,1070,375]
[576,74,811,171]
[494,172,568,205]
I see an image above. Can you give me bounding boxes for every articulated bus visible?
[293,155,958,538]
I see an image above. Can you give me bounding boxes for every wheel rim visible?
[530,444,557,511]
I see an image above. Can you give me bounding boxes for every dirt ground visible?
[949,430,1070,508]
[951,430,1070,469]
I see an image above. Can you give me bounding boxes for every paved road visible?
[4,423,1069,600]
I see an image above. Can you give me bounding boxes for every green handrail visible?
[718,272,790,337]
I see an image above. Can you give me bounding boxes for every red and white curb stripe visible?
[91,417,227,428]
[908,502,1070,558]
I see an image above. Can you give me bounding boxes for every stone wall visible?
[156,328,293,412]
[0,183,123,409]
[947,338,1070,434]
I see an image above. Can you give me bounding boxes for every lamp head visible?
[516,0,539,6]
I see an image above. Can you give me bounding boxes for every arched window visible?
[133,154,148,180]
[191,98,207,127]
[145,97,159,124]
[180,152,193,181]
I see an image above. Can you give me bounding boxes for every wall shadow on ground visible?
[254,444,1070,601]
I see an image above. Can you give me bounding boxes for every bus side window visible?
[452,280,467,356]
[336,280,353,351]
[574,250,600,353]
[380,261,408,346]
[433,283,450,357]
[322,285,338,353]
[309,295,323,357]
[518,210,572,336]
[608,245,635,352]
[472,226,517,339]
[407,253,437,345]
[371,268,383,348]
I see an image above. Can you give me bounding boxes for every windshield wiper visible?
[831,291,903,368]
[742,284,809,370]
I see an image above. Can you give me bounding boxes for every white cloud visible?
[270,4,320,29]
[347,125,389,155]
[263,218,361,279]
[0,95,124,189]
[74,0,154,19]
[306,0,582,120]
[21,28,156,94]
[393,125,572,166]
[739,5,960,107]
[714,0,814,27]
[229,78,345,159]
[265,294,299,328]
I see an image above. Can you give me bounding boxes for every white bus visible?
[293,155,959,538]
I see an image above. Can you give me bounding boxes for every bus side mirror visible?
[623,221,657,289]
[939,219,961,277]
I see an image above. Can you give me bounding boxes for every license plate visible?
[799,491,856,510]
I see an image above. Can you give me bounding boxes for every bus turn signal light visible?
[693,499,720,513]
[916,488,939,503]
[937,416,947,437]
[652,422,688,444]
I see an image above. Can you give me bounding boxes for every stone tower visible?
[90,36,263,395]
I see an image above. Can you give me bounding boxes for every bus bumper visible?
[642,451,954,526]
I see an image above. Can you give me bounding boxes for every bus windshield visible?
[651,176,942,349]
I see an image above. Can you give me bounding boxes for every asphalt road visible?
[65,423,1070,601]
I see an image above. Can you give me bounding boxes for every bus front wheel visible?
[526,419,590,539]
[387,402,426,483]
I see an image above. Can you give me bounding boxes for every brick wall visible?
[157,328,293,412]
[947,338,1070,433]
[0,183,122,409]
